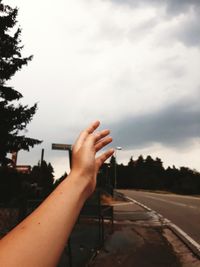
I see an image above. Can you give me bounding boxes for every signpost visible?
[52,143,72,168]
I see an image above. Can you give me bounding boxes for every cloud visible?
[174,15,200,47]
[108,95,200,149]
[107,0,200,47]
[6,0,200,175]
[161,0,200,16]
[18,94,200,177]
[107,0,200,15]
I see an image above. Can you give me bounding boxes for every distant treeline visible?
[100,155,200,195]
[1,155,200,205]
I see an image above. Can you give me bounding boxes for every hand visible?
[71,121,114,198]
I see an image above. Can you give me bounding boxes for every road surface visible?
[120,190,200,245]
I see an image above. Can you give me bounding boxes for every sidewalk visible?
[89,193,200,267]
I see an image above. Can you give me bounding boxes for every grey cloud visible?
[107,0,200,16]
[175,16,200,47]
[108,96,200,149]
[163,0,200,15]
[107,0,200,47]
[20,95,200,175]
[157,56,186,79]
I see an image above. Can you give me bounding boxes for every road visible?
[120,190,200,245]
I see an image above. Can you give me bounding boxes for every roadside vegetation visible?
[108,155,200,195]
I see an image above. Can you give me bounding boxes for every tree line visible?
[102,155,200,195]
[1,153,200,204]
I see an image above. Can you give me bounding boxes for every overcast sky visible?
[6,0,200,177]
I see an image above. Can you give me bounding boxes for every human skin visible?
[0,121,114,267]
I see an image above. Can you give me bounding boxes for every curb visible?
[121,193,200,260]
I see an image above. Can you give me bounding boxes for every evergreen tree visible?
[0,1,41,165]
[128,156,134,167]
[136,155,144,167]
[30,161,54,197]
[109,155,116,166]
[53,172,68,189]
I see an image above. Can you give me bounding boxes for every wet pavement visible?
[89,197,200,267]
[58,218,109,267]
[57,192,200,266]
[89,224,181,267]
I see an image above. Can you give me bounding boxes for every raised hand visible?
[71,121,114,197]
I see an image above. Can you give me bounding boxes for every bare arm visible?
[0,121,114,267]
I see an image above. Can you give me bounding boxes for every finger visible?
[86,129,110,148]
[94,129,110,144]
[95,136,113,152]
[95,148,114,170]
[85,129,110,149]
[86,120,100,134]
[73,121,100,152]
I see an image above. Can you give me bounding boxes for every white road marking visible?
[145,192,200,200]
[125,195,200,259]
[141,195,199,210]
[123,190,200,200]
[125,196,151,211]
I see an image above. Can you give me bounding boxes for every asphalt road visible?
[120,190,200,245]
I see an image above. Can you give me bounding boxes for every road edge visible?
[123,193,200,260]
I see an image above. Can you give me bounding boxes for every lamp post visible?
[114,146,122,190]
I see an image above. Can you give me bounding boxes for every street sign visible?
[52,143,72,151]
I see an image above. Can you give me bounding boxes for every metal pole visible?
[41,148,44,164]
[114,150,117,189]
[114,147,122,190]
[68,148,72,169]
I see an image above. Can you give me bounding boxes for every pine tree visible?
[30,161,54,197]
[128,156,134,167]
[0,1,41,165]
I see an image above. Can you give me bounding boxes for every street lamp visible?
[114,146,122,190]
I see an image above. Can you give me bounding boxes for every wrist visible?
[64,171,93,202]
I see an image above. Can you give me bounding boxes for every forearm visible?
[0,171,88,267]
[0,120,113,267]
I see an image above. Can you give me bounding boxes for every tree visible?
[53,172,68,189]
[136,155,144,167]
[30,161,54,197]
[128,156,134,167]
[0,1,41,165]
[0,166,23,202]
